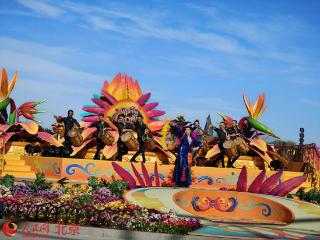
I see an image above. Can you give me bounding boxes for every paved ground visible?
[1,219,320,239]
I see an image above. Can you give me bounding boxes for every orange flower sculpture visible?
[207,93,285,169]
[74,73,167,158]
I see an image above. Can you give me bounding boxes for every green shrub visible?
[295,187,320,204]
[88,176,99,190]
[0,174,15,187]
[28,172,52,193]
[74,195,94,207]
[107,179,128,198]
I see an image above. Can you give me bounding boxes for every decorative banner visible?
[113,106,142,123]
[105,100,149,123]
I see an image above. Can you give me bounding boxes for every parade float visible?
[1,67,320,238]
[0,68,318,189]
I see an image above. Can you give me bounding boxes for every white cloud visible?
[83,13,251,55]
[13,0,309,63]
[0,38,111,127]
[12,1,252,56]
[86,16,120,32]
[0,37,113,81]
[0,50,105,85]
[186,3,217,17]
[0,37,77,61]
[185,2,308,64]
[17,0,64,18]
[11,78,91,127]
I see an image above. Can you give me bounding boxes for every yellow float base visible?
[0,154,311,192]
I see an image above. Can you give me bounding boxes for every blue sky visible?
[0,0,319,144]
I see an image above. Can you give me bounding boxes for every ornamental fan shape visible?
[112,162,161,189]
[236,166,307,197]
[81,73,166,133]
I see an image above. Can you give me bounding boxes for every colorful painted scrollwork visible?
[192,196,238,212]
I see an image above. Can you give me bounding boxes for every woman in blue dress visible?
[173,125,201,187]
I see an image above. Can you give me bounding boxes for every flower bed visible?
[0,174,201,235]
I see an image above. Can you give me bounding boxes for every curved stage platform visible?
[124,188,320,239]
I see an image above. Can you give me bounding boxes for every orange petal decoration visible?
[103,143,118,159]
[1,68,18,99]
[1,68,8,99]
[7,71,18,99]
[243,93,252,117]
[18,122,39,135]
[249,137,267,152]
[243,92,268,119]
[147,120,165,132]
[114,73,126,100]
[252,148,273,166]
[205,144,220,159]
[37,132,63,147]
[252,93,265,118]
[107,73,121,95]
[0,132,14,149]
[81,127,96,141]
[134,80,142,97]
[0,124,12,133]
[105,73,143,101]
[102,80,109,94]
[80,121,92,128]
[71,138,95,156]
[256,104,268,119]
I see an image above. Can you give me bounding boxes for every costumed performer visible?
[54,109,80,152]
[211,122,229,168]
[108,114,130,161]
[92,114,109,160]
[130,114,149,163]
[173,125,201,187]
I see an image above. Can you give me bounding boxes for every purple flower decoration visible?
[10,184,33,196]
